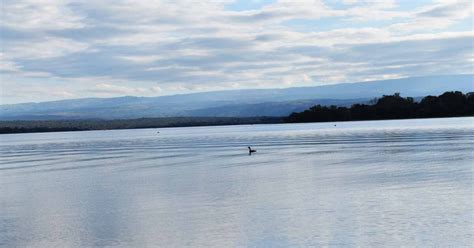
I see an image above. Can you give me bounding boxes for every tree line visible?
[0,117,282,134]
[285,91,474,123]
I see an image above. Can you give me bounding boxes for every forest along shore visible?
[0,117,283,134]
[285,91,473,123]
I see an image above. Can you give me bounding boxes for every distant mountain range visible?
[1,74,472,120]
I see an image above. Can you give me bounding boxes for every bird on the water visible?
[248,146,257,155]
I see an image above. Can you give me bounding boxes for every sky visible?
[1,0,473,104]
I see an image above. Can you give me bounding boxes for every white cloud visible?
[389,0,473,33]
[93,83,147,95]
[3,37,89,59]
[341,0,358,5]
[150,86,162,93]
[118,55,163,64]
[1,0,86,30]
[1,0,473,104]
[0,55,21,72]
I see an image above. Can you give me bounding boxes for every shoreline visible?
[1,115,472,135]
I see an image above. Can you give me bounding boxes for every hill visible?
[1,74,472,120]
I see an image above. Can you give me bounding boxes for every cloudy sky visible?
[1,0,473,104]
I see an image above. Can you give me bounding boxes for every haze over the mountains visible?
[1,75,472,120]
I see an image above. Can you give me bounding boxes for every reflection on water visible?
[1,117,473,247]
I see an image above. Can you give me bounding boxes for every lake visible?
[1,117,473,247]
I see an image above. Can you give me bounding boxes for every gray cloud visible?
[1,0,473,104]
[418,0,472,18]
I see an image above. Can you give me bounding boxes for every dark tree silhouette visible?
[286,91,474,123]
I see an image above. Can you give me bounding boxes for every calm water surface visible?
[1,118,473,247]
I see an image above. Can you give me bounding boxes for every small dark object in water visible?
[248,146,256,155]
